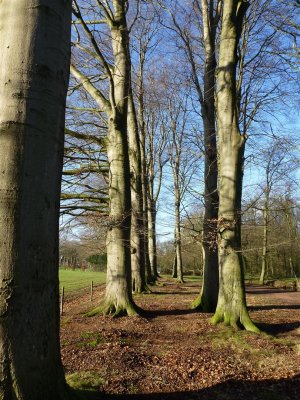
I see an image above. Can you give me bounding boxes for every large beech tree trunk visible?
[72,1,139,315]
[105,119,136,314]
[101,1,138,315]
[128,93,146,293]
[137,70,153,284]
[0,1,72,399]
[211,0,258,332]
[191,0,219,312]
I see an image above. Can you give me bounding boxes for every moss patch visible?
[66,371,105,392]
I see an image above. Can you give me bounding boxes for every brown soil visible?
[61,278,300,400]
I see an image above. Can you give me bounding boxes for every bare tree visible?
[71,0,139,315]
[211,0,259,332]
[244,136,298,284]
[128,91,146,292]
[158,0,220,308]
[145,98,168,279]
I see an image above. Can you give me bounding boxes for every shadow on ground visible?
[249,304,300,311]
[149,291,200,296]
[256,321,300,335]
[246,288,296,295]
[145,308,199,318]
[73,375,300,400]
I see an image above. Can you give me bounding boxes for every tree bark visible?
[0,1,72,399]
[137,59,153,284]
[175,198,184,283]
[100,1,138,315]
[148,199,159,278]
[172,252,178,279]
[104,120,136,315]
[128,92,146,293]
[71,1,139,315]
[191,0,219,312]
[259,191,269,284]
[211,0,259,332]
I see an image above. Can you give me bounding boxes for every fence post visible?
[60,286,64,316]
[90,280,93,302]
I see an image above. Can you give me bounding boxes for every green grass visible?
[59,269,106,295]
[160,274,202,282]
[66,371,105,392]
[184,275,202,282]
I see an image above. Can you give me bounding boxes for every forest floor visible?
[61,278,300,400]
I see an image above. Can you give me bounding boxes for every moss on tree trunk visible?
[211,0,259,332]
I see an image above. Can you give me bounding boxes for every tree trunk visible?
[99,1,138,315]
[172,252,178,279]
[103,122,137,315]
[259,193,269,284]
[70,1,139,315]
[128,93,146,293]
[138,69,152,284]
[175,200,184,283]
[0,1,72,399]
[286,203,295,279]
[141,149,153,283]
[191,0,219,312]
[211,0,258,332]
[148,199,159,278]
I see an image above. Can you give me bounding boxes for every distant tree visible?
[87,253,107,270]
[145,94,168,280]
[168,91,192,283]
[242,192,300,281]
[133,15,169,280]
[0,1,72,398]
[256,138,297,284]
[71,0,139,315]
[134,15,157,283]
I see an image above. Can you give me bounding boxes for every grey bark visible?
[0,1,72,399]
[71,1,139,315]
[211,0,258,332]
[175,197,184,283]
[102,0,137,314]
[172,252,178,279]
[147,199,159,277]
[137,57,153,284]
[259,191,269,284]
[128,93,146,293]
[146,112,166,280]
[169,100,186,284]
[191,0,220,312]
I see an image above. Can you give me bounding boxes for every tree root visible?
[85,300,140,317]
[210,308,260,333]
[190,294,216,312]
[132,284,151,294]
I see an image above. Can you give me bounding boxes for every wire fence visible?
[59,275,106,315]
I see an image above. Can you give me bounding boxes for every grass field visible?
[59,269,297,296]
[59,269,106,295]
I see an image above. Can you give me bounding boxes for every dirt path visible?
[61,279,300,400]
[246,284,300,305]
